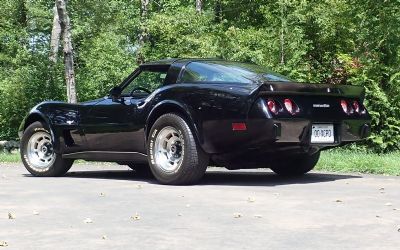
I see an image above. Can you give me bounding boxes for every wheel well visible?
[146,104,199,141]
[24,114,47,131]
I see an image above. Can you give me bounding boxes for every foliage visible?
[0,0,399,152]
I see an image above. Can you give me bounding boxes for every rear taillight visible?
[340,100,349,114]
[341,99,365,115]
[284,98,299,115]
[353,100,360,114]
[267,99,279,115]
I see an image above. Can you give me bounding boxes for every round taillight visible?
[284,98,297,115]
[340,100,349,114]
[353,100,360,114]
[267,99,279,115]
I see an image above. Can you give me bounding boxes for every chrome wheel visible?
[26,131,55,171]
[154,126,184,172]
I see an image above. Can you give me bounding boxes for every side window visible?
[180,63,208,82]
[180,62,253,83]
[121,70,167,96]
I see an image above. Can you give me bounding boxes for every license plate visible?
[311,124,334,143]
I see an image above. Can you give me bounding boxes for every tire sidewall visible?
[21,122,71,177]
[21,123,52,174]
[147,114,193,183]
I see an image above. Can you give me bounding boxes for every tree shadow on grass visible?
[56,167,361,187]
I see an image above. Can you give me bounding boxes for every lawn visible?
[1,150,400,176]
[316,149,400,176]
[0,152,20,163]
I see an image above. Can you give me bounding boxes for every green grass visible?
[0,152,21,163]
[1,150,400,176]
[316,150,400,176]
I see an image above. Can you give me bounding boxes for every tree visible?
[196,0,203,13]
[137,0,150,64]
[56,0,77,103]
[49,5,61,64]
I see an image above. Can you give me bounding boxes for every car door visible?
[82,67,169,154]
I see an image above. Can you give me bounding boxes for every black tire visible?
[127,163,153,177]
[20,121,73,177]
[270,152,320,176]
[147,113,209,185]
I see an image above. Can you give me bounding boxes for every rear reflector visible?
[232,123,247,131]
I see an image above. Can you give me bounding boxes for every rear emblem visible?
[313,104,330,108]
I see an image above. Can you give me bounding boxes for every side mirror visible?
[109,86,122,102]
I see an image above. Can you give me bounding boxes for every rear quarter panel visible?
[146,83,255,154]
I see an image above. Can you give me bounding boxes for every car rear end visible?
[211,82,371,169]
[246,82,371,149]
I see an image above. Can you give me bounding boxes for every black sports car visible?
[19,59,371,184]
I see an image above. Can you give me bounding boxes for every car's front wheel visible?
[20,121,73,177]
[270,152,320,176]
[147,113,209,185]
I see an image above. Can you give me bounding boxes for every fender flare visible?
[145,100,204,147]
[20,111,61,152]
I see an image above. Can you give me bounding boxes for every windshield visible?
[180,61,292,84]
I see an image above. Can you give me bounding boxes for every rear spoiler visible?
[256,82,366,100]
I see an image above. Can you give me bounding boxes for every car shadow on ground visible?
[57,169,361,187]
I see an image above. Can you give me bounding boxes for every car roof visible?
[140,58,225,67]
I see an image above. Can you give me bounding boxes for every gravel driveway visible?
[0,163,399,250]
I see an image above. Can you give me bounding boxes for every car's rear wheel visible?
[147,113,209,185]
[270,152,320,176]
[20,121,73,177]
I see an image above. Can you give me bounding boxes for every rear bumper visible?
[271,118,370,145]
[209,118,370,168]
[202,117,371,156]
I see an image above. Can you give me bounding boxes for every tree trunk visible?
[137,0,150,64]
[49,5,61,63]
[279,1,285,65]
[56,0,77,103]
[215,0,222,23]
[196,0,203,13]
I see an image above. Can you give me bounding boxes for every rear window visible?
[179,61,291,84]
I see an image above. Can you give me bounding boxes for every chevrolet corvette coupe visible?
[19,59,371,184]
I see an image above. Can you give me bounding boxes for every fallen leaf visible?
[83,218,93,224]
[385,202,392,206]
[379,187,385,191]
[254,214,263,218]
[33,210,40,216]
[7,213,15,220]
[131,213,141,221]
[233,213,242,218]
[247,197,256,203]
[335,199,343,203]
[376,215,381,218]
[0,241,8,247]
[102,235,107,240]
[100,192,105,197]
